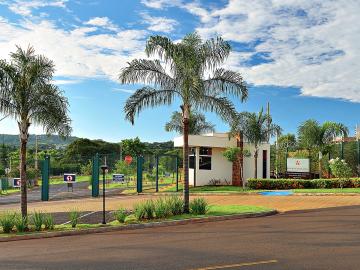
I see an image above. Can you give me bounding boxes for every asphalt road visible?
[0,182,122,205]
[1,205,360,270]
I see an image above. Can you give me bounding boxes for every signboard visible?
[63,174,76,183]
[124,155,133,165]
[287,158,310,173]
[13,178,21,188]
[113,174,125,182]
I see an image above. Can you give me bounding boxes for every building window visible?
[189,147,196,169]
[199,147,212,170]
[189,155,195,169]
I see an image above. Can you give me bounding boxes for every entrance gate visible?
[136,154,179,193]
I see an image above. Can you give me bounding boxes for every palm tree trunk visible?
[239,132,244,188]
[254,149,258,179]
[182,105,190,213]
[19,121,29,218]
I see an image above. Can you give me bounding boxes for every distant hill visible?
[0,134,79,148]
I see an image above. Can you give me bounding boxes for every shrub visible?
[43,214,55,230]
[154,197,172,219]
[0,212,15,233]
[190,198,208,215]
[69,210,80,228]
[31,211,44,231]
[14,214,28,232]
[114,208,128,223]
[329,158,353,179]
[247,178,360,190]
[134,200,155,220]
[166,196,183,216]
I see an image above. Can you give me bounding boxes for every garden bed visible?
[0,204,273,240]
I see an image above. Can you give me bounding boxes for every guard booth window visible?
[189,148,196,169]
[199,147,212,170]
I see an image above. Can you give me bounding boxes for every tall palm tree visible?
[165,111,215,135]
[298,119,348,178]
[119,33,248,212]
[230,109,281,179]
[0,46,72,217]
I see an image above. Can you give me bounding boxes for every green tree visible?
[0,46,71,217]
[121,137,146,157]
[298,119,348,178]
[165,111,215,135]
[119,33,247,212]
[230,109,281,179]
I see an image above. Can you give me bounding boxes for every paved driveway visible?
[0,205,359,269]
[2,194,360,213]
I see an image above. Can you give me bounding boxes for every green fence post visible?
[175,156,179,192]
[155,155,159,192]
[137,156,143,193]
[41,155,50,201]
[92,153,99,197]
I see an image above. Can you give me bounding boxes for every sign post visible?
[13,178,21,188]
[64,173,76,192]
[113,174,124,182]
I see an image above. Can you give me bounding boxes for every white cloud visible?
[5,0,68,16]
[140,0,180,9]
[0,19,147,81]
[182,0,360,102]
[141,12,178,33]
[53,79,81,85]
[85,17,118,31]
[112,88,135,94]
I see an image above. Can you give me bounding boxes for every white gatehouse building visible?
[174,132,270,186]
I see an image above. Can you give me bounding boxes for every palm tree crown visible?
[119,33,248,211]
[229,108,281,179]
[0,46,72,217]
[165,111,215,135]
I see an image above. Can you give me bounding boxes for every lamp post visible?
[100,164,108,225]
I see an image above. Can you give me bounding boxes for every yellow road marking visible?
[190,259,278,270]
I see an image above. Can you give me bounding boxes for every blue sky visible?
[0,0,359,142]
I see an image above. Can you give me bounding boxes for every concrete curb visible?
[0,210,277,243]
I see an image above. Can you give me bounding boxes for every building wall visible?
[243,143,271,183]
[189,144,270,186]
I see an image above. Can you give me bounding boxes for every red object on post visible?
[124,155,133,165]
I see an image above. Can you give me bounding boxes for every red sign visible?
[124,155,133,165]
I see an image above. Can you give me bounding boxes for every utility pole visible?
[266,102,270,143]
[34,135,39,186]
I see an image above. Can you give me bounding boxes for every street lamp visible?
[100,164,108,225]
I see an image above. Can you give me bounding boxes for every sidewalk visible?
[2,194,360,213]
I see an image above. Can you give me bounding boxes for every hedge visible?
[247,178,360,190]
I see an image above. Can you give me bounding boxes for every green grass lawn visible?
[38,175,91,186]
[164,185,261,193]
[0,188,21,196]
[163,185,360,194]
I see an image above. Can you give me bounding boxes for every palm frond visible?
[195,95,237,123]
[119,59,175,89]
[204,68,248,101]
[124,87,177,124]
[29,84,72,137]
[200,36,231,70]
[145,35,177,64]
